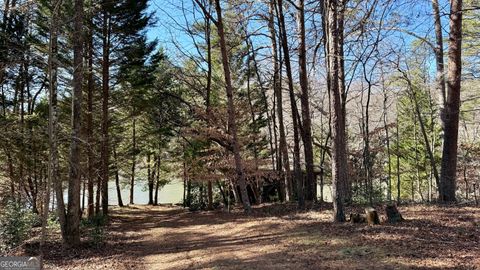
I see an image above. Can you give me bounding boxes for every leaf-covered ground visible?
[19,203,480,269]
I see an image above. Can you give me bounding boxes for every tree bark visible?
[86,4,95,219]
[101,3,110,216]
[154,155,161,205]
[130,116,136,205]
[268,0,291,201]
[207,180,213,210]
[65,0,84,246]
[326,0,346,222]
[113,147,123,207]
[44,0,64,247]
[396,113,401,204]
[297,0,315,202]
[381,72,392,202]
[337,0,351,203]
[431,0,447,111]
[276,0,304,208]
[213,0,251,212]
[439,0,462,202]
[148,153,154,205]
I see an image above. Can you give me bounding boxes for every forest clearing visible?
[1,0,480,269]
[9,204,480,269]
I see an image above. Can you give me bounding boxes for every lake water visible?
[73,181,332,206]
[73,179,185,206]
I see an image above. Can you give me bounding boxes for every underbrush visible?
[0,200,37,252]
[81,214,107,247]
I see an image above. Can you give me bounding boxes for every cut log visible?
[365,207,380,225]
[385,204,404,223]
[349,213,366,223]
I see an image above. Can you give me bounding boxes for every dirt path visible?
[42,204,480,269]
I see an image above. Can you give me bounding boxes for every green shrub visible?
[81,214,107,247]
[0,200,36,251]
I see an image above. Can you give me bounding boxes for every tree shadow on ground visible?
[27,203,480,270]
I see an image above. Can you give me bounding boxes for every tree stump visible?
[365,207,380,225]
[385,204,404,223]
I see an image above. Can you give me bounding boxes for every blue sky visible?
[144,0,453,77]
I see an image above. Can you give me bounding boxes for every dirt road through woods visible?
[41,204,480,269]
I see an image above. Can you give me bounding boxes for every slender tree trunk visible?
[217,181,228,206]
[113,147,123,207]
[207,180,213,210]
[297,0,315,202]
[65,0,84,246]
[277,0,304,208]
[44,0,64,247]
[431,0,446,111]
[101,4,110,216]
[154,156,161,205]
[247,36,275,203]
[204,7,214,211]
[463,165,468,200]
[362,65,373,205]
[413,113,419,202]
[439,0,462,202]
[130,117,136,205]
[404,78,440,189]
[214,0,251,212]
[186,177,191,207]
[337,0,351,203]
[183,156,187,207]
[382,74,392,202]
[86,5,95,219]
[396,113,401,204]
[319,131,330,203]
[268,0,291,201]
[148,153,154,205]
[326,0,346,222]
[82,177,85,214]
[95,167,101,214]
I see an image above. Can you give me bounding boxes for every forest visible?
[0,0,479,269]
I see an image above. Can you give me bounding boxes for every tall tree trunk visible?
[130,116,136,205]
[362,64,373,205]
[247,36,275,203]
[439,0,462,202]
[65,0,84,246]
[396,113,401,204]
[101,4,110,216]
[413,113,419,202]
[268,0,291,201]
[297,0,315,202]
[44,0,64,247]
[431,0,446,111]
[382,73,392,202]
[337,0,351,203]
[277,0,304,208]
[326,0,346,222]
[214,0,251,212]
[204,7,214,211]
[86,4,95,219]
